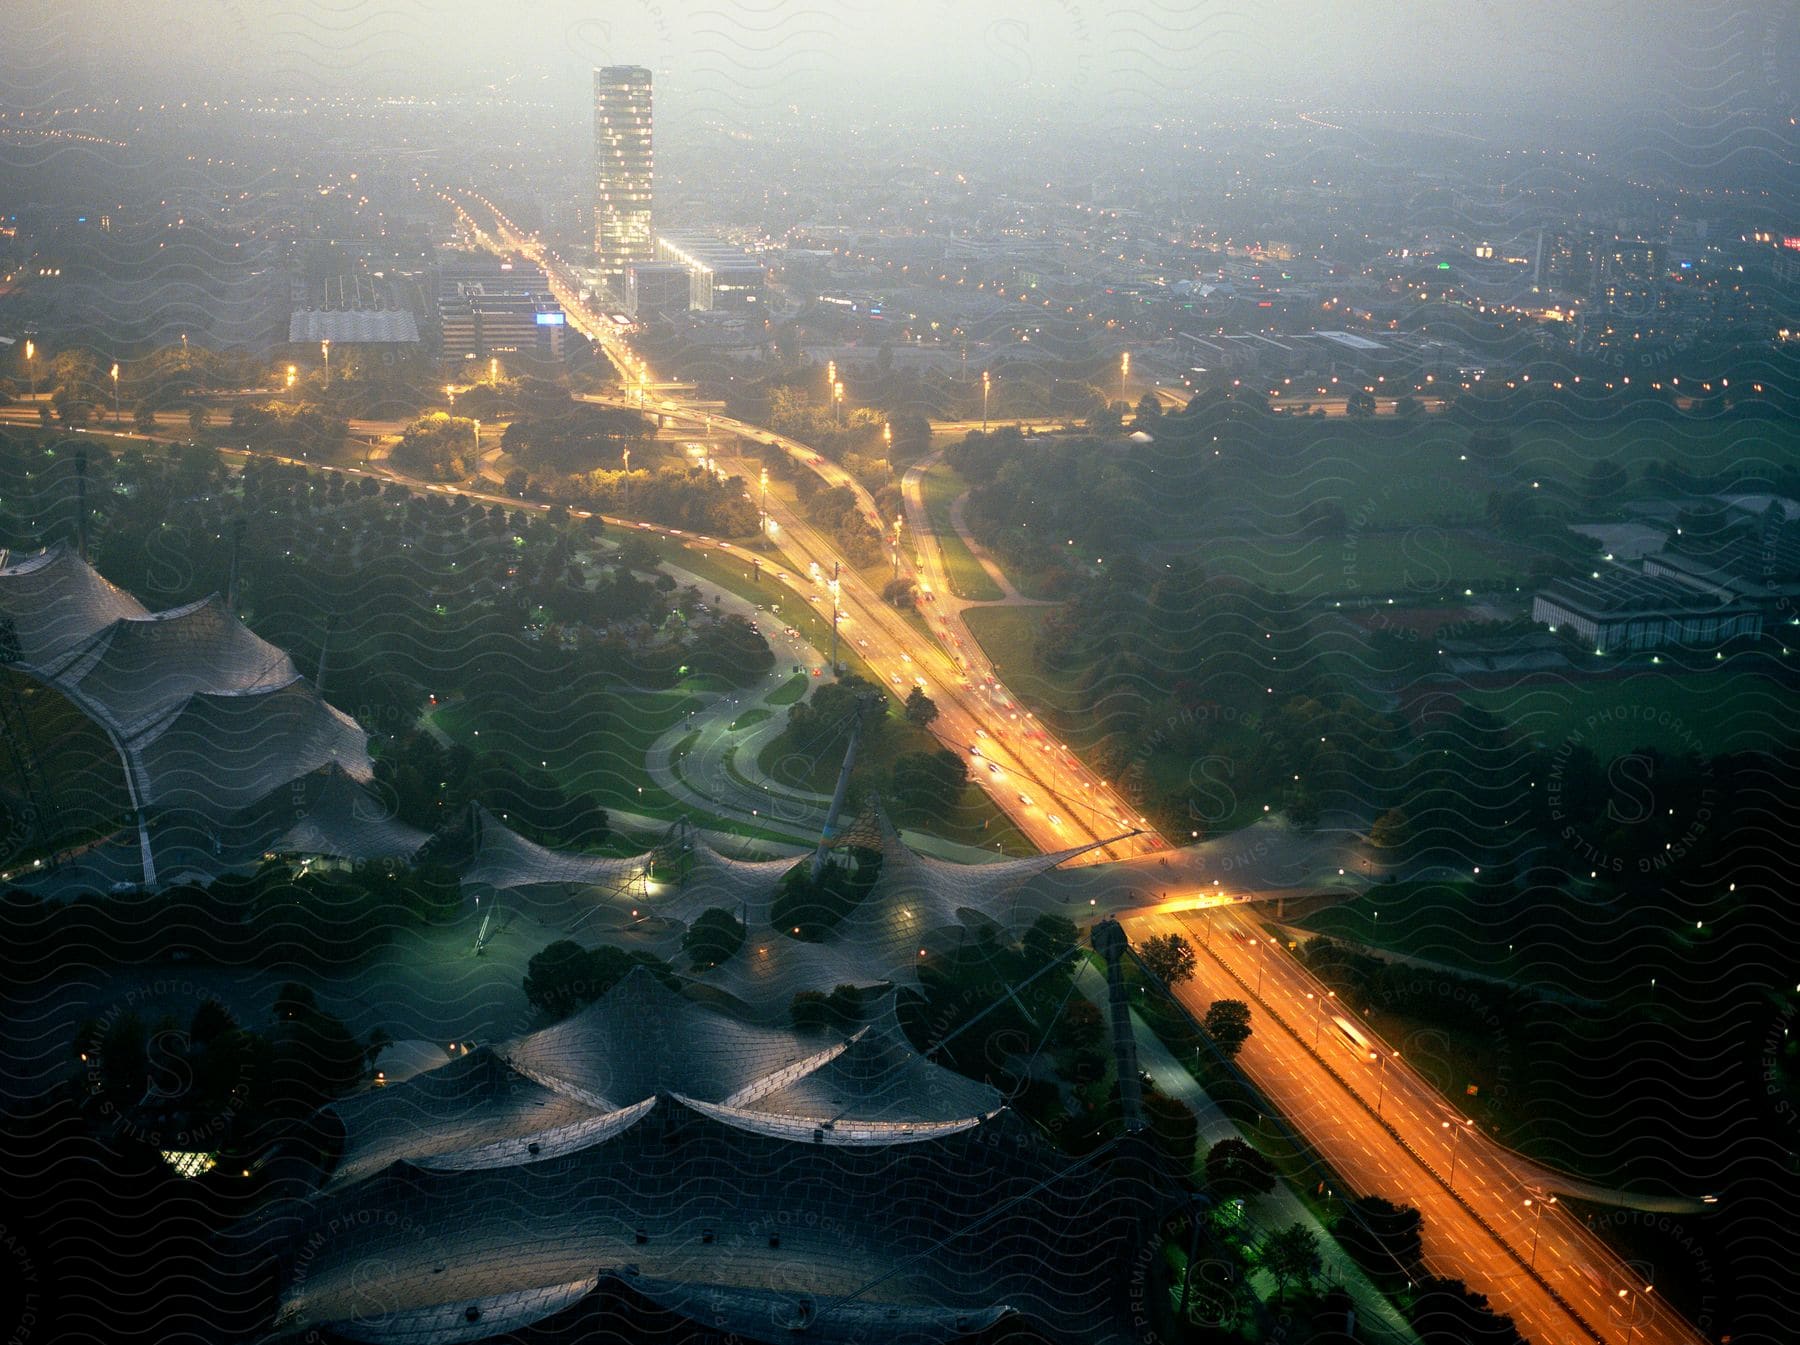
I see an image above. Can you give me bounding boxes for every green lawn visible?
[767,674,809,706]
[431,688,700,819]
[730,707,772,731]
[1460,665,1799,756]
[755,708,1035,856]
[1202,530,1530,600]
[960,606,1084,715]
[919,464,1004,601]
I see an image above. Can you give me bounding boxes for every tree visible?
[882,577,917,607]
[1407,1277,1526,1345]
[1345,388,1376,418]
[188,404,208,432]
[1142,1091,1199,1170]
[132,403,157,434]
[1259,1223,1321,1304]
[1134,392,1162,423]
[682,908,745,970]
[903,685,938,728]
[1369,806,1409,852]
[521,940,642,1019]
[1202,999,1253,1059]
[1336,1195,1422,1278]
[274,982,317,1020]
[1205,1137,1276,1197]
[1395,394,1423,418]
[391,412,479,481]
[1022,912,1078,973]
[888,748,968,821]
[1139,932,1196,986]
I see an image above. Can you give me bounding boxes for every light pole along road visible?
[447,188,1163,866]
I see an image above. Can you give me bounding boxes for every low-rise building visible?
[1532,570,1761,652]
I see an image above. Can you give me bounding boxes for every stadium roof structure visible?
[0,544,371,884]
[288,308,421,344]
[264,973,1143,1345]
[326,967,1002,1189]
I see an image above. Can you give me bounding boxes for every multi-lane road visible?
[446,189,1163,864]
[1128,898,1707,1345]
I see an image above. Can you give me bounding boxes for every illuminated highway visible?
[1129,898,1708,1345]
[444,188,1163,864]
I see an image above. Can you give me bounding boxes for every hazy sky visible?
[3,0,1787,123]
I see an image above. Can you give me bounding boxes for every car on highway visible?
[986,762,1001,777]
[1331,1016,1380,1063]
[890,674,903,686]
[1017,793,1033,806]
[1046,814,1063,827]
[968,744,981,756]
[975,727,988,738]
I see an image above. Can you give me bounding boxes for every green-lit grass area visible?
[961,606,1083,715]
[1460,665,1797,756]
[431,689,699,819]
[767,674,808,706]
[755,708,1035,856]
[730,707,772,731]
[919,464,1004,601]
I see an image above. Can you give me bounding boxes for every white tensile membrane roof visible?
[0,545,372,871]
[274,971,1144,1345]
[325,964,1003,1190]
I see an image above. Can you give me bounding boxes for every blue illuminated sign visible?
[535,312,565,326]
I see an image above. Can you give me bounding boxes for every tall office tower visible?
[593,66,654,298]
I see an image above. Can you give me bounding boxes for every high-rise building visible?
[593,66,653,297]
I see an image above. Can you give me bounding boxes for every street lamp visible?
[489,356,498,385]
[24,339,35,399]
[1306,988,1336,1044]
[760,466,769,535]
[472,418,481,471]
[826,359,835,389]
[321,339,330,387]
[891,513,905,579]
[1120,349,1130,404]
[1441,1118,1472,1187]
[883,421,892,452]
[1377,1049,1398,1116]
[834,380,844,427]
[445,383,455,409]
[110,363,119,420]
[180,332,189,366]
[1523,1195,1555,1268]
[1613,1286,1651,1342]
[982,370,991,431]
[286,364,297,400]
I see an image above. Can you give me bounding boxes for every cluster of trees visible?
[769,848,883,941]
[681,907,745,970]
[515,463,761,537]
[789,983,868,1032]
[792,472,884,566]
[229,401,350,459]
[372,728,609,851]
[887,747,968,825]
[74,981,377,1148]
[500,402,656,475]
[521,939,676,1019]
[390,411,481,480]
